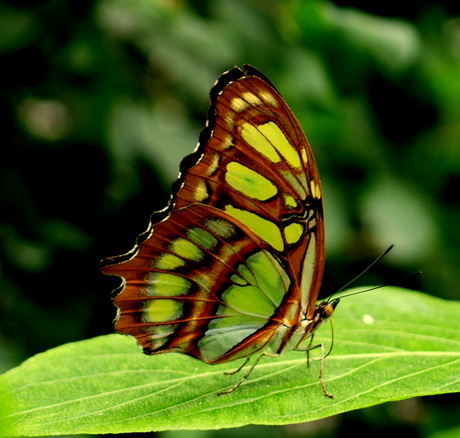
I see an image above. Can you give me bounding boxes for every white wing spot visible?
[242,92,263,106]
[230,97,249,112]
[310,180,321,199]
[221,134,233,149]
[259,91,278,107]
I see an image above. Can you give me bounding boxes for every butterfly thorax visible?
[268,298,339,355]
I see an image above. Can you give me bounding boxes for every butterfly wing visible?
[102,65,325,364]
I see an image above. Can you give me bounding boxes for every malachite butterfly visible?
[102,65,340,397]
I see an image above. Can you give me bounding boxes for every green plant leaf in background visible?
[0,288,459,436]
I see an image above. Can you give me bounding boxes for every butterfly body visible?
[103,65,336,391]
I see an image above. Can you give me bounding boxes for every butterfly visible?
[102,65,339,397]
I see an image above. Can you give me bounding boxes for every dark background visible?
[1,0,459,437]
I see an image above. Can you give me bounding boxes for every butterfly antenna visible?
[327,245,394,303]
[328,246,422,302]
[337,245,394,293]
[331,270,422,302]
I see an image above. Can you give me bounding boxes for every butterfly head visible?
[316,298,340,321]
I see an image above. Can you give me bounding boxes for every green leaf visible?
[1,288,459,436]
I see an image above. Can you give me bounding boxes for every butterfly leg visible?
[317,342,333,399]
[223,357,251,376]
[296,340,333,399]
[305,333,315,367]
[218,352,279,396]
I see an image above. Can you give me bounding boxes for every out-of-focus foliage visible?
[1,0,459,437]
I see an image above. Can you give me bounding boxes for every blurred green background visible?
[1,0,459,437]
